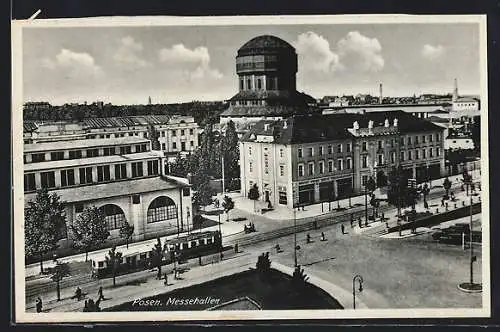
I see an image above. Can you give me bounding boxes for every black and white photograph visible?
[12,14,490,322]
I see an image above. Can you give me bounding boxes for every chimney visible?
[379,82,383,105]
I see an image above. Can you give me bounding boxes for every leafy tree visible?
[387,166,415,212]
[169,153,189,177]
[151,238,164,280]
[105,246,123,287]
[222,121,241,188]
[119,223,134,249]
[50,262,70,301]
[192,174,215,208]
[70,206,110,262]
[25,188,66,274]
[248,184,260,212]
[222,195,235,222]
[365,176,377,193]
[292,265,310,289]
[256,252,271,275]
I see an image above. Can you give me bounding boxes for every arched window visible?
[147,196,177,223]
[100,204,126,230]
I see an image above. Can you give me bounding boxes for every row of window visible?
[297,158,353,177]
[24,160,160,192]
[160,128,195,137]
[239,76,278,91]
[298,144,352,158]
[25,144,149,164]
[162,141,194,151]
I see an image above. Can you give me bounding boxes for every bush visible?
[292,265,310,289]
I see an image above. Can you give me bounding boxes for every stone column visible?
[333,179,338,198]
[314,183,320,203]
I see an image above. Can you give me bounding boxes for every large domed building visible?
[220,35,317,132]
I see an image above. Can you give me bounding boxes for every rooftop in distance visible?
[24,136,150,153]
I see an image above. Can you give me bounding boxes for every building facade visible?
[23,136,193,248]
[23,115,200,162]
[239,111,445,209]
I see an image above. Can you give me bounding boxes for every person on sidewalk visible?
[73,287,82,301]
[358,218,362,228]
[163,273,168,286]
[350,215,354,228]
[35,297,42,313]
[321,232,326,241]
[306,233,311,243]
[97,286,104,301]
[83,300,89,312]
[341,224,345,235]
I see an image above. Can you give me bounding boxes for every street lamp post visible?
[218,209,223,261]
[293,206,298,267]
[352,274,364,309]
[364,186,368,224]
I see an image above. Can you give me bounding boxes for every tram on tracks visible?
[90,230,222,278]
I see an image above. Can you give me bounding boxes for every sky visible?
[22,23,482,105]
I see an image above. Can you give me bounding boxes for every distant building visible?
[23,115,200,162]
[444,134,474,151]
[322,103,449,119]
[239,111,445,209]
[220,35,317,132]
[23,137,193,247]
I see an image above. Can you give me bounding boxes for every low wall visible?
[388,202,481,233]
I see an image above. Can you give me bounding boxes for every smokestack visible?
[379,82,383,104]
[452,78,458,102]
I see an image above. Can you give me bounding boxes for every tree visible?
[365,176,377,193]
[222,195,235,222]
[248,184,260,212]
[25,188,66,274]
[119,223,134,249]
[151,238,164,280]
[292,265,310,289]
[147,124,161,150]
[105,246,123,287]
[222,120,241,188]
[387,166,412,212]
[70,206,110,262]
[50,262,70,301]
[192,175,215,209]
[256,252,271,280]
[443,177,452,198]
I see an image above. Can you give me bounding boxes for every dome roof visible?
[238,35,295,55]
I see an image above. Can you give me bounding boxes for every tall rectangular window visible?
[436,147,441,156]
[189,129,194,135]
[362,175,368,186]
[422,149,426,159]
[337,144,343,153]
[377,141,383,150]
[40,171,55,188]
[429,148,433,157]
[407,137,412,145]
[319,161,325,174]
[308,162,314,176]
[69,150,82,159]
[298,164,304,177]
[346,143,352,153]
[378,154,384,165]
[346,157,352,169]
[181,129,185,136]
[327,145,333,154]
[50,151,64,161]
[181,142,186,151]
[147,160,159,175]
[172,142,177,150]
[391,152,396,163]
[429,134,433,142]
[132,162,144,178]
[400,151,405,161]
[79,167,93,184]
[60,169,75,187]
[115,163,127,179]
[408,150,413,160]
[436,133,440,141]
[97,165,110,182]
[328,160,334,172]
[24,173,36,191]
[308,147,313,157]
[415,136,419,144]
[422,135,426,143]
[362,142,367,151]
[319,146,324,156]
[298,148,303,158]
[362,155,368,168]
[337,159,343,171]
[172,130,177,137]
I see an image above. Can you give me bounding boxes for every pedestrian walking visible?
[35,297,42,313]
[97,286,104,301]
[163,273,168,286]
[306,233,311,243]
[441,199,445,207]
[275,243,281,253]
[234,243,239,253]
[83,300,89,312]
[358,218,362,228]
[73,287,82,301]
[321,232,326,241]
[341,224,345,235]
[350,215,354,228]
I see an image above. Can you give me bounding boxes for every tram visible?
[90,230,222,278]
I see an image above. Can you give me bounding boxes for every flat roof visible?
[24,152,162,172]
[24,176,186,204]
[24,137,150,153]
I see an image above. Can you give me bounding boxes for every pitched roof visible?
[81,115,172,129]
[241,111,443,144]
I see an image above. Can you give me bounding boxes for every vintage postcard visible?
[12,14,490,323]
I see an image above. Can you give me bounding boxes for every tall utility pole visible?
[293,206,298,267]
[221,154,225,195]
